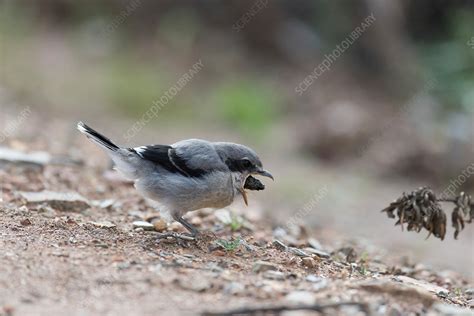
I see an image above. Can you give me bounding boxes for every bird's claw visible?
[156,232,196,247]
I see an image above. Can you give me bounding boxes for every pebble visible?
[287,247,308,257]
[303,247,330,258]
[306,274,322,283]
[302,257,316,268]
[132,221,154,231]
[393,276,449,295]
[263,270,285,281]
[272,239,287,251]
[0,147,51,167]
[20,218,32,226]
[152,218,167,232]
[89,221,116,229]
[285,291,316,305]
[253,261,278,273]
[177,275,212,292]
[91,199,116,209]
[19,191,90,212]
[223,282,245,295]
[432,302,473,316]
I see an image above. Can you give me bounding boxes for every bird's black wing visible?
[131,145,206,178]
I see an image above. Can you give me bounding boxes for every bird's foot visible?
[155,231,217,250]
[156,232,195,247]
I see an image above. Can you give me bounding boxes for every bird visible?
[77,122,273,238]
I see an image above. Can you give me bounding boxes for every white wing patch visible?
[134,146,148,157]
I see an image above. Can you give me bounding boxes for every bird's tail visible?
[77,122,119,152]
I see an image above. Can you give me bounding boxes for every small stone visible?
[302,257,316,268]
[307,238,323,250]
[20,218,32,226]
[90,221,116,229]
[465,288,474,296]
[432,303,473,316]
[132,221,154,231]
[91,199,116,209]
[177,275,212,292]
[223,282,245,295]
[285,291,316,305]
[19,191,90,212]
[306,275,322,283]
[152,218,168,232]
[253,261,278,273]
[0,147,50,167]
[393,276,449,295]
[263,270,285,280]
[287,247,308,257]
[17,206,29,215]
[357,278,438,307]
[272,239,287,251]
[304,247,330,258]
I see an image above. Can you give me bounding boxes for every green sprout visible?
[216,237,242,252]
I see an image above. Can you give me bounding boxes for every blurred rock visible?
[91,199,116,209]
[303,247,330,259]
[177,275,212,292]
[253,261,278,273]
[287,247,308,257]
[285,291,315,305]
[432,303,472,316]
[89,221,116,229]
[0,147,50,167]
[152,218,168,232]
[393,276,448,295]
[301,257,316,268]
[132,221,154,231]
[263,270,285,281]
[19,191,90,212]
[20,218,32,226]
[272,239,287,251]
[223,282,245,295]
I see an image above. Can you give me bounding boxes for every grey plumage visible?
[77,122,273,236]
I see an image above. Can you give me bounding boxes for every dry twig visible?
[381,187,473,240]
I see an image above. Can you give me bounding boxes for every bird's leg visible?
[176,216,200,237]
[155,215,199,244]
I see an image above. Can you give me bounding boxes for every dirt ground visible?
[0,141,473,316]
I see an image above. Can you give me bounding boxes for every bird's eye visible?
[241,159,252,169]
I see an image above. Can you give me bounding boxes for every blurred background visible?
[1,1,473,277]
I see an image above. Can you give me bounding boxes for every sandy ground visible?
[0,143,473,316]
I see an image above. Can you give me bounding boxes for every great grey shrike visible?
[77,122,273,237]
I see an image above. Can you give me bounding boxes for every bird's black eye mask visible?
[225,158,255,173]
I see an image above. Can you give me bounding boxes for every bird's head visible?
[214,142,273,205]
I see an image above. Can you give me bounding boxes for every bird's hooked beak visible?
[239,169,274,206]
[256,169,274,181]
